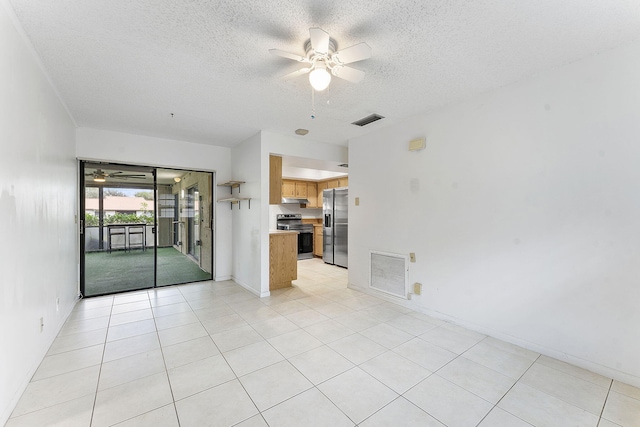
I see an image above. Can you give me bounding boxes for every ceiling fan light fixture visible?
[93,176,106,183]
[174,177,182,183]
[309,64,331,91]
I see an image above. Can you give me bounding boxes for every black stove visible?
[276,214,314,259]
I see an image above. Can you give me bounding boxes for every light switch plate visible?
[355,197,360,206]
[409,252,416,262]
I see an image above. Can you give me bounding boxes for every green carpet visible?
[85,247,211,296]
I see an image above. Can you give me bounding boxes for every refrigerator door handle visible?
[324,214,331,228]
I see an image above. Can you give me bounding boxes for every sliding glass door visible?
[155,169,213,287]
[80,162,213,297]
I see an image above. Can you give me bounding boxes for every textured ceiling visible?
[8,0,640,147]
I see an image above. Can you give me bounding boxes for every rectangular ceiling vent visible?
[352,114,385,127]
[370,251,409,299]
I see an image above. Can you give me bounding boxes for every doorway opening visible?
[80,161,214,297]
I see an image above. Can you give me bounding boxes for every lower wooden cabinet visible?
[269,232,298,290]
[313,225,323,257]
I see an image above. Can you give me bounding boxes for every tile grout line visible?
[474,353,542,427]
[19,260,635,426]
[88,296,115,427]
[536,357,614,389]
[150,289,183,427]
[595,379,614,427]
[177,283,266,426]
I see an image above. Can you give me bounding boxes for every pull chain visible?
[311,87,316,119]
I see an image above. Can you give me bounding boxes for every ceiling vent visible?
[351,113,385,127]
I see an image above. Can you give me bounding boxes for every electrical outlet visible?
[413,282,422,295]
[409,252,416,262]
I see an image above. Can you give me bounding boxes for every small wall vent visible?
[370,251,409,299]
[352,114,385,127]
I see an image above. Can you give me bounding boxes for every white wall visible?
[230,133,264,295]
[76,128,233,280]
[349,41,640,387]
[0,2,78,424]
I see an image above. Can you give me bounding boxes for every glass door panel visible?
[81,162,155,297]
[155,169,213,287]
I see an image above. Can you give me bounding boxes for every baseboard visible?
[347,282,640,389]
[231,276,269,298]
[214,275,232,281]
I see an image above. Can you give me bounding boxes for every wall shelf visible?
[217,181,250,209]
[217,197,251,209]
[217,181,245,193]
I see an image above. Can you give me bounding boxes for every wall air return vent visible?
[370,251,409,299]
[352,113,385,127]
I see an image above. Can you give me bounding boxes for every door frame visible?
[79,160,215,297]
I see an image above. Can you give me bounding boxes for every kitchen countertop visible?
[269,230,299,235]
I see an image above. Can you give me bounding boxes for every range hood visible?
[281,197,310,204]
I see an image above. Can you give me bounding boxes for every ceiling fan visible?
[86,169,146,182]
[270,27,371,91]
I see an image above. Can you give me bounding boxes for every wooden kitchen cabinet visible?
[269,232,298,289]
[269,155,282,204]
[325,177,348,189]
[317,181,329,193]
[313,225,323,257]
[282,180,309,199]
[295,181,308,198]
[282,180,296,198]
[304,182,318,208]
[307,182,322,208]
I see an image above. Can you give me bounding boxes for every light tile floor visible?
[7,259,640,426]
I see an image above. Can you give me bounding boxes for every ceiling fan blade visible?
[309,27,330,54]
[269,49,308,62]
[332,42,372,65]
[117,175,146,178]
[281,67,311,80]
[332,65,365,83]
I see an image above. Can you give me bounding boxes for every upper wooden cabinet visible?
[295,182,308,198]
[323,176,348,190]
[317,181,329,193]
[283,180,311,199]
[306,182,318,208]
[270,159,347,207]
[282,180,296,198]
[269,156,282,204]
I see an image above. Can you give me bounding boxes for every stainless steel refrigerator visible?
[323,188,348,268]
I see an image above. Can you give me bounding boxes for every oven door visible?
[298,232,314,260]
